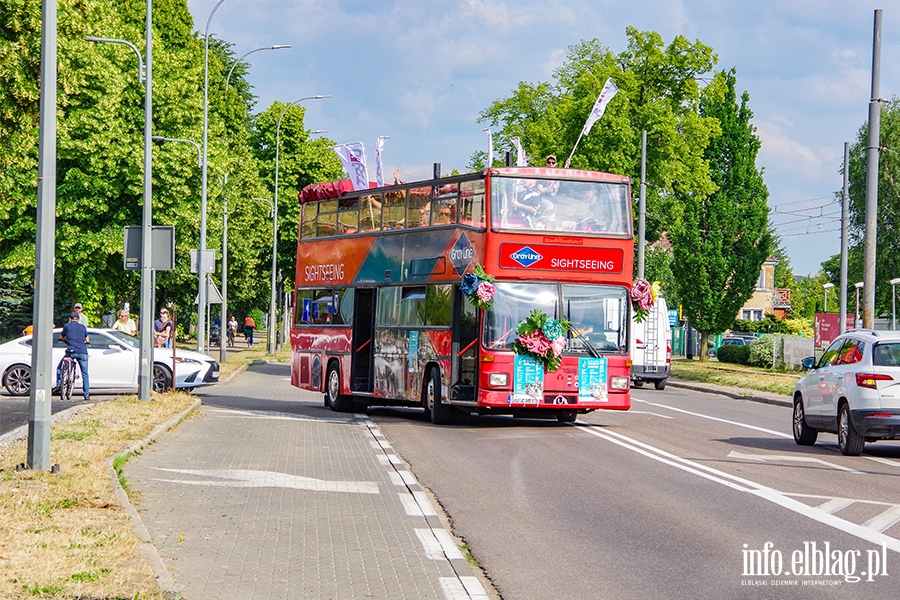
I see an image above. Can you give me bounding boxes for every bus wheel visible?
[325,362,353,412]
[557,411,577,423]
[423,367,453,425]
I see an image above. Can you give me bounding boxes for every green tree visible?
[670,69,771,361]
[474,30,721,244]
[842,98,900,318]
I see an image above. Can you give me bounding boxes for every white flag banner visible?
[511,136,526,166]
[581,78,619,136]
[482,128,493,169]
[333,142,369,191]
[375,136,389,187]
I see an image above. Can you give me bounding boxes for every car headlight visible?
[173,357,201,364]
[609,376,630,390]
[488,373,509,387]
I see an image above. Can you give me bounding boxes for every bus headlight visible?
[488,373,509,387]
[609,376,630,390]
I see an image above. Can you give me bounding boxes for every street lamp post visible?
[198,0,227,354]
[891,278,900,330]
[269,96,330,354]
[219,44,290,364]
[85,23,153,401]
[855,282,864,327]
[823,283,834,313]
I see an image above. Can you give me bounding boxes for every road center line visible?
[572,423,900,553]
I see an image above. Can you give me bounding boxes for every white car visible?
[793,329,900,456]
[1,328,219,396]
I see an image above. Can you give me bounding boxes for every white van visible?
[630,296,672,390]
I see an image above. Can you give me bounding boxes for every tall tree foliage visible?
[841,98,900,318]
[670,69,771,359]
[0,0,342,332]
[474,29,721,250]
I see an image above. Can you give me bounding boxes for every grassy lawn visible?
[671,358,799,396]
[0,343,291,599]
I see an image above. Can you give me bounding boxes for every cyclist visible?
[58,311,91,400]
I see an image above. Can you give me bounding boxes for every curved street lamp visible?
[823,282,834,313]
[268,95,331,354]
[219,43,290,364]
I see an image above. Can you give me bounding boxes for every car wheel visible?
[792,399,817,446]
[654,379,667,391]
[325,362,354,412]
[838,403,864,456]
[153,364,173,393]
[3,364,31,396]
[423,367,454,425]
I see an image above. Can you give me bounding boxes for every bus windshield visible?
[491,176,631,235]
[483,282,628,353]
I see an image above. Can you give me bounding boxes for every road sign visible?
[190,249,216,274]
[124,226,175,270]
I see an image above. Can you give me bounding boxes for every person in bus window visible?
[537,155,560,196]
[510,178,553,221]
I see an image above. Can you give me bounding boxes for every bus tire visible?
[423,367,453,425]
[325,361,354,412]
[557,411,577,423]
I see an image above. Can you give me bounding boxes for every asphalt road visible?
[370,387,900,599]
[0,393,93,439]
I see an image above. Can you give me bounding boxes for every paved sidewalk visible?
[125,362,489,600]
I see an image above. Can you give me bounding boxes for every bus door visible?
[450,288,478,401]
[351,288,375,392]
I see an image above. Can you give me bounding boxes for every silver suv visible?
[793,329,900,455]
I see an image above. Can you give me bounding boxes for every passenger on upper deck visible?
[510,178,554,221]
[537,155,560,197]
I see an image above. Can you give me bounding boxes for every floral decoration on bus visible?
[461,264,496,310]
[632,278,659,323]
[513,310,571,372]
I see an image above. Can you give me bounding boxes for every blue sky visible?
[186,0,900,277]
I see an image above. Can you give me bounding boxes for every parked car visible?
[1,328,219,396]
[792,329,900,455]
[721,335,755,346]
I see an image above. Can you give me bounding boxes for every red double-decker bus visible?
[291,166,633,423]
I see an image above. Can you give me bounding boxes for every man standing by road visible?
[59,311,90,401]
[73,302,89,326]
[113,310,137,336]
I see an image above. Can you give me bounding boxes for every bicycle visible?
[58,348,78,401]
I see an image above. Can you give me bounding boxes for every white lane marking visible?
[727,451,865,474]
[572,424,900,552]
[623,410,673,419]
[149,468,378,493]
[415,528,446,560]
[399,492,424,516]
[633,398,791,438]
[816,498,855,514]
[433,528,464,560]
[413,490,437,516]
[636,398,900,466]
[864,506,900,533]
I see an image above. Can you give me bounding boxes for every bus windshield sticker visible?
[408,331,419,373]
[578,357,608,402]
[511,355,543,404]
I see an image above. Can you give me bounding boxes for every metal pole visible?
[840,142,849,333]
[138,0,154,400]
[637,130,647,280]
[220,177,228,363]
[863,9,882,329]
[28,0,58,470]
[198,0,227,353]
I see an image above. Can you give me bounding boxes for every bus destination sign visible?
[499,243,624,273]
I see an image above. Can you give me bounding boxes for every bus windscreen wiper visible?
[569,326,601,358]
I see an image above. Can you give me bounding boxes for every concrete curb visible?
[665,378,793,408]
[0,401,97,447]
[108,398,202,599]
